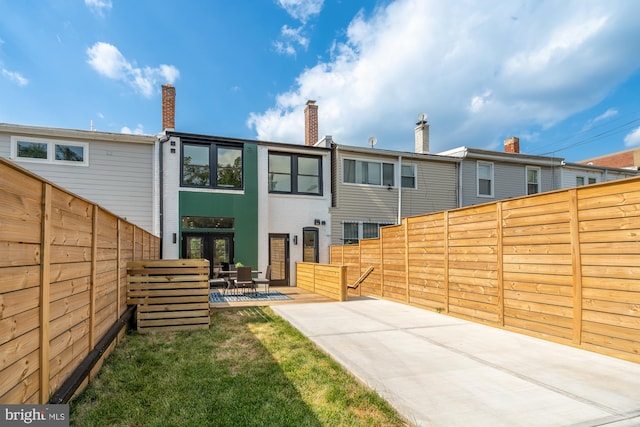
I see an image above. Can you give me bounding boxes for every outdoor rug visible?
[209,289,292,303]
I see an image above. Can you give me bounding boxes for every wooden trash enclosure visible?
[127,259,210,332]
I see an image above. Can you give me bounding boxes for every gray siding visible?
[330,149,458,245]
[0,133,155,233]
[460,160,558,206]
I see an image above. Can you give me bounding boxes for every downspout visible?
[157,133,170,258]
[457,161,463,208]
[398,155,402,224]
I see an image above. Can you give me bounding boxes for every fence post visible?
[39,183,52,403]
[339,265,347,301]
[404,218,409,303]
[89,206,98,360]
[443,211,449,313]
[496,202,504,326]
[569,189,583,345]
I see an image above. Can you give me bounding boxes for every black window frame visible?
[268,152,322,196]
[181,141,244,190]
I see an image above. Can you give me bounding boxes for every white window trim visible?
[401,164,417,189]
[342,157,395,188]
[10,136,89,167]
[476,161,494,198]
[525,166,541,195]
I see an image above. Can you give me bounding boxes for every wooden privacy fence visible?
[0,158,160,404]
[330,177,640,363]
[296,262,347,301]
[127,259,210,333]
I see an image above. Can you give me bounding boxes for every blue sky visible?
[1,0,640,162]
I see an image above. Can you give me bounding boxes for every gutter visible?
[49,305,136,404]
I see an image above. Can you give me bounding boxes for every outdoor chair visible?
[234,266,256,296]
[209,266,227,289]
[252,265,271,294]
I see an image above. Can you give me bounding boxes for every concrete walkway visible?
[272,297,640,427]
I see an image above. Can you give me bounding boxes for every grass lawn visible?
[70,307,409,426]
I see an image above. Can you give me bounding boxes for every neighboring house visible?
[438,137,638,207]
[315,117,461,245]
[0,123,159,235]
[578,147,640,170]
[160,88,331,285]
[558,161,638,188]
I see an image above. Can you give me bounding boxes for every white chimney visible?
[415,113,429,154]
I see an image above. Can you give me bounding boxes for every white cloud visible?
[86,42,179,97]
[593,108,618,123]
[274,25,309,56]
[249,0,640,152]
[2,68,28,86]
[85,0,112,16]
[624,126,640,147]
[121,124,145,135]
[277,0,323,23]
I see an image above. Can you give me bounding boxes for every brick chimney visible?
[504,136,520,153]
[304,100,318,146]
[415,113,429,154]
[162,84,176,130]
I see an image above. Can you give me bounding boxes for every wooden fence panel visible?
[342,245,360,290]
[127,260,210,333]
[381,224,406,302]
[295,262,346,301]
[0,158,159,404]
[359,239,381,297]
[577,181,640,360]
[447,205,499,324]
[502,193,574,341]
[329,176,640,363]
[407,213,446,311]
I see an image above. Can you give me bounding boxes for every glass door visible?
[303,227,319,263]
[269,234,289,286]
[182,233,234,277]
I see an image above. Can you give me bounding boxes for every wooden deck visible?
[209,286,335,310]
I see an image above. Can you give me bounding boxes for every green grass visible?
[70,307,409,426]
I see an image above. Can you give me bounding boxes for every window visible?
[526,166,541,195]
[588,177,597,184]
[11,136,88,166]
[477,161,494,197]
[342,221,394,244]
[181,142,243,189]
[401,164,416,188]
[576,176,585,186]
[268,153,322,195]
[181,216,234,229]
[344,159,394,187]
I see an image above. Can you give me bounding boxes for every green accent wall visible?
[178,143,258,268]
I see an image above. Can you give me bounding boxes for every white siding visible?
[259,145,332,285]
[0,131,157,234]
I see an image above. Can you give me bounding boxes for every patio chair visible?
[252,265,271,294]
[234,266,256,296]
[209,266,227,289]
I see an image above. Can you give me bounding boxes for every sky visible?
[1,0,640,163]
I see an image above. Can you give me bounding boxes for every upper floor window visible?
[526,166,541,195]
[477,161,494,197]
[401,164,416,188]
[11,136,88,166]
[269,152,322,195]
[343,159,394,187]
[182,142,243,189]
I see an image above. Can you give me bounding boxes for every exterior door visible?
[269,234,289,286]
[182,233,234,277]
[303,227,319,263]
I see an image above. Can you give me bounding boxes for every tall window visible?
[11,136,88,166]
[401,164,416,188]
[477,161,494,197]
[182,142,243,189]
[576,176,585,186]
[268,152,322,195]
[344,159,394,186]
[526,166,541,195]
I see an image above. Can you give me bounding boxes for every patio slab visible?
[272,297,640,427]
